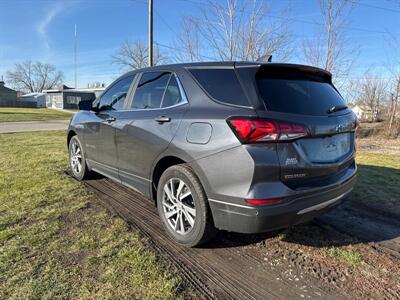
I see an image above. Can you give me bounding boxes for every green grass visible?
[322,247,364,267]
[0,131,182,299]
[353,152,400,218]
[0,108,72,122]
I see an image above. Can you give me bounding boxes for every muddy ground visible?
[357,137,400,155]
[72,174,400,299]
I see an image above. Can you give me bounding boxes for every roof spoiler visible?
[256,64,332,83]
[256,55,272,62]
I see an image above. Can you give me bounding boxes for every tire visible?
[157,164,217,247]
[68,135,90,181]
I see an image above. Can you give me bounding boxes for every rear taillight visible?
[245,198,285,206]
[228,118,308,143]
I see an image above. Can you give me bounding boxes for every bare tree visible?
[175,0,293,62]
[6,61,63,93]
[303,0,356,83]
[388,76,399,134]
[174,16,202,62]
[356,74,387,122]
[384,31,400,135]
[112,40,168,69]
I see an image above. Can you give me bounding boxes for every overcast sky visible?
[0,0,399,88]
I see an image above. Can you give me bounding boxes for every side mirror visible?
[78,100,96,111]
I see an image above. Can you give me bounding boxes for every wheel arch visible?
[67,130,77,146]
[151,156,186,204]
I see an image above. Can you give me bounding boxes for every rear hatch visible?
[253,64,357,189]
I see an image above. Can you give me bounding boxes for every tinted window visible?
[131,72,171,109]
[100,76,134,110]
[257,78,346,116]
[161,75,184,108]
[189,68,249,106]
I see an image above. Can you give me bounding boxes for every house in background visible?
[351,104,375,121]
[43,84,105,109]
[19,92,46,107]
[0,80,18,104]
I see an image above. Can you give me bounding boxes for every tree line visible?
[110,0,400,136]
[5,0,400,136]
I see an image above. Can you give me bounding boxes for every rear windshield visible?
[189,68,250,107]
[256,77,346,116]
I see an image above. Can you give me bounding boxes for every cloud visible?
[36,2,66,53]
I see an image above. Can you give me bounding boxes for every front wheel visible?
[68,135,90,180]
[157,164,217,247]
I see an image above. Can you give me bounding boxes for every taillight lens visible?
[245,198,285,206]
[229,119,278,142]
[228,118,308,143]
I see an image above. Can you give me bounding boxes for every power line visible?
[134,0,390,35]
[348,0,400,13]
[154,41,216,60]
[174,0,389,34]
[154,7,179,35]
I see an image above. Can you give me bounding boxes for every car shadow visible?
[202,164,400,250]
[68,163,400,252]
[201,230,283,249]
[199,219,358,250]
[203,210,400,250]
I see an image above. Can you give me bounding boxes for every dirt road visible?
[80,175,350,299]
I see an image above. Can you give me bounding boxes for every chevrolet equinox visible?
[67,62,357,247]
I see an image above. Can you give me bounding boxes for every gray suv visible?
[68,62,357,247]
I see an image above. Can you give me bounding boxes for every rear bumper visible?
[208,171,356,234]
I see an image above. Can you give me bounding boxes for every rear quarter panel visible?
[157,68,260,202]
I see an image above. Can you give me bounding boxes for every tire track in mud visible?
[79,176,346,300]
[320,203,400,258]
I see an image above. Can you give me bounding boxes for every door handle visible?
[105,117,116,123]
[155,116,171,123]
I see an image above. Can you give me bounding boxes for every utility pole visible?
[74,24,78,88]
[148,0,153,67]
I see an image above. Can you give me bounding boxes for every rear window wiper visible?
[327,105,347,114]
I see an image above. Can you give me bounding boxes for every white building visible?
[19,92,46,107]
[351,104,375,121]
[42,85,105,109]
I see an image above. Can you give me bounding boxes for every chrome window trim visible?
[175,73,189,104]
[123,100,188,112]
[126,72,189,112]
[186,67,253,109]
[159,73,173,108]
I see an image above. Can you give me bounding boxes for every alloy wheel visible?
[70,140,82,175]
[162,178,196,235]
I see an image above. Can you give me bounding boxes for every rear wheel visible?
[69,135,90,180]
[157,164,217,247]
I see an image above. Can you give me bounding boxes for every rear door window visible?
[256,76,346,116]
[130,72,171,109]
[161,75,185,108]
[189,68,250,107]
